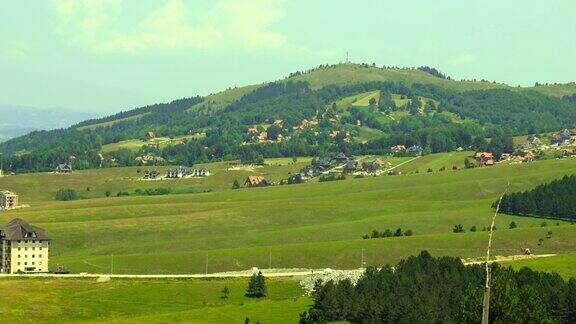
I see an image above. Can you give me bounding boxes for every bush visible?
[55,188,79,201]
[470,225,477,232]
[509,221,517,229]
[404,229,413,236]
[245,271,266,298]
[453,224,465,233]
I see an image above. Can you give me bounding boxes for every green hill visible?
[1,63,576,173]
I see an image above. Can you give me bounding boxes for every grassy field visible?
[504,253,576,279]
[100,135,205,154]
[76,113,151,131]
[393,151,473,173]
[1,154,575,275]
[0,277,308,323]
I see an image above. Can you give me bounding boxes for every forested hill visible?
[1,63,576,172]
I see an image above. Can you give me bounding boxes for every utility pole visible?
[346,51,349,63]
[269,249,272,269]
[111,254,114,274]
[361,248,365,269]
[482,183,509,324]
[205,252,208,275]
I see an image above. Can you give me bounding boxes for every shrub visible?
[404,229,413,236]
[509,221,517,229]
[470,225,477,232]
[453,224,465,233]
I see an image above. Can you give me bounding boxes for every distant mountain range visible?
[0,105,100,142]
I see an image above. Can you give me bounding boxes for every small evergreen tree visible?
[232,179,240,189]
[509,221,517,229]
[246,271,267,298]
[221,286,230,299]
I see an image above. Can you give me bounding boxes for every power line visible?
[482,182,509,324]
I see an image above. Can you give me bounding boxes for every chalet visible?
[192,168,211,177]
[391,145,406,153]
[143,170,160,179]
[564,148,575,156]
[0,191,18,210]
[147,131,156,141]
[0,218,50,273]
[524,151,535,162]
[244,175,270,187]
[273,119,284,128]
[329,130,340,139]
[167,166,190,178]
[475,152,494,166]
[299,166,316,179]
[135,154,165,165]
[55,163,73,173]
[406,145,423,156]
[315,157,333,171]
[500,153,512,161]
[334,152,349,163]
[362,159,384,173]
[343,160,357,174]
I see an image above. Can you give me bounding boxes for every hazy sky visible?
[0,0,575,113]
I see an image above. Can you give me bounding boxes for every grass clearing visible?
[1,155,576,274]
[0,277,308,323]
[503,253,576,279]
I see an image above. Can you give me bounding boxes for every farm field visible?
[0,155,575,275]
[0,277,308,323]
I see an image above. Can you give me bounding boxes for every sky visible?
[0,0,575,113]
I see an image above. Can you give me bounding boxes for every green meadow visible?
[0,153,575,275]
[0,277,308,323]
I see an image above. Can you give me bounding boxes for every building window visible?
[18,255,20,258]
[39,247,42,251]
[32,262,35,265]
[17,262,20,265]
[18,247,21,251]
[18,240,21,243]
[25,255,27,258]
[39,254,42,258]
[24,262,27,265]
[24,247,28,251]
[32,255,35,258]
[24,240,28,243]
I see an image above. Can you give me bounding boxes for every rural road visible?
[0,254,555,279]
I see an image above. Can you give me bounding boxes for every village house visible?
[406,145,423,156]
[500,153,512,161]
[55,163,73,173]
[314,157,333,171]
[0,191,19,210]
[564,148,575,157]
[244,175,270,187]
[143,170,160,179]
[0,218,50,273]
[343,160,358,174]
[273,119,284,128]
[135,154,165,165]
[258,131,268,141]
[475,152,494,166]
[167,166,190,178]
[334,152,349,164]
[362,159,385,173]
[147,131,156,141]
[191,168,211,177]
[391,145,406,153]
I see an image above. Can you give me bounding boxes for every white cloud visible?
[52,0,329,55]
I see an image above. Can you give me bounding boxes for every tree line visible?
[300,251,576,323]
[497,174,576,220]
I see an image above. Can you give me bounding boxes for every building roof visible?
[475,152,494,159]
[0,218,49,241]
[245,175,267,186]
[56,163,72,171]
